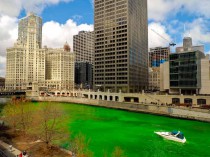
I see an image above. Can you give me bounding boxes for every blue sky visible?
[0,0,210,77]
[33,0,93,25]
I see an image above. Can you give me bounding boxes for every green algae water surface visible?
[59,103,210,156]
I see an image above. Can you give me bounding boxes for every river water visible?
[1,99,210,156]
[57,103,210,157]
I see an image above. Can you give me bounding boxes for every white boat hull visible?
[155,132,186,143]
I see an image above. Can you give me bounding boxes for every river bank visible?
[34,96,210,122]
[0,98,72,157]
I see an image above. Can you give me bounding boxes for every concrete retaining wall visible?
[35,97,210,122]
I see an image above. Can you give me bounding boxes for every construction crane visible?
[151,29,176,47]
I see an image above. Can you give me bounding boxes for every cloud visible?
[148,0,210,21]
[0,56,6,77]
[0,15,18,56]
[42,19,93,49]
[0,15,18,77]
[0,0,74,17]
[148,0,181,21]
[183,18,210,45]
[148,22,172,48]
[0,0,22,17]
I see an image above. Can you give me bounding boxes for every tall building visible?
[73,31,94,64]
[45,42,75,90]
[94,0,148,93]
[149,47,170,67]
[6,13,45,90]
[75,62,93,89]
[73,31,94,89]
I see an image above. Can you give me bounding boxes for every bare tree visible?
[70,133,93,157]
[2,101,19,132]
[112,147,126,157]
[32,102,69,148]
[18,101,34,134]
[2,97,33,133]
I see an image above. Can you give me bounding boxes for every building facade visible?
[94,0,148,93]
[160,37,210,95]
[148,67,160,91]
[73,31,94,89]
[73,31,94,64]
[45,43,75,91]
[6,13,45,90]
[149,47,170,67]
[169,50,205,94]
[148,47,170,91]
[75,62,93,89]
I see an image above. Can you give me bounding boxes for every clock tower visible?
[5,13,45,90]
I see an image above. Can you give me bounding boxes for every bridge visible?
[0,91,26,97]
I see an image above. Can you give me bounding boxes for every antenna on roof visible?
[188,30,191,38]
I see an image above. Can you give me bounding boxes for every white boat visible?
[155,131,186,143]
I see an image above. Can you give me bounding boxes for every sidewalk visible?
[0,140,22,157]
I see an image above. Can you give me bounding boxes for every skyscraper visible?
[94,0,148,93]
[6,13,45,90]
[73,31,94,89]
[73,31,94,64]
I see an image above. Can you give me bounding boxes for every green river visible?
[1,99,210,156]
[58,103,210,157]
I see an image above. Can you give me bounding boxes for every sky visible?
[0,0,210,77]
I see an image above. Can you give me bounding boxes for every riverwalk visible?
[0,140,22,157]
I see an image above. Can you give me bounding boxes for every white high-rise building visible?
[6,13,45,90]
